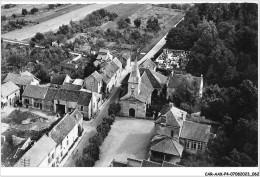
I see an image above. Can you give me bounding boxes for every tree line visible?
[166,3,258,167]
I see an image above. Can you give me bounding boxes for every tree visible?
[130,30,141,40]
[48,4,55,9]
[32,32,45,42]
[117,18,129,29]
[134,18,141,28]
[35,69,50,83]
[7,54,27,70]
[84,62,96,78]
[125,17,131,24]
[75,155,95,167]
[30,7,39,14]
[22,8,28,16]
[108,103,121,115]
[57,24,70,35]
[1,15,7,22]
[12,14,16,18]
[147,17,160,33]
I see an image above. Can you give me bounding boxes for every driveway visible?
[94,117,155,167]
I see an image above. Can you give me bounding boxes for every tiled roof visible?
[70,109,83,122]
[155,106,187,127]
[61,83,82,91]
[49,114,77,145]
[180,121,211,143]
[22,85,49,99]
[51,74,66,85]
[1,81,20,98]
[1,74,7,84]
[72,79,84,86]
[3,73,33,86]
[112,57,122,69]
[111,160,127,167]
[109,61,120,73]
[150,69,168,85]
[141,160,161,167]
[150,135,184,157]
[54,89,79,102]
[77,91,92,106]
[121,53,131,60]
[44,88,58,101]
[14,135,56,167]
[91,71,103,82]
[61,63,77,70]
[140,69,162,89]
[101,73,111,84]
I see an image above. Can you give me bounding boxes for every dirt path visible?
[2,4,111,41]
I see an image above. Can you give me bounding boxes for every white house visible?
[1,81,20,107]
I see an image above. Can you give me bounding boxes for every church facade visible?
[119,59,167,118]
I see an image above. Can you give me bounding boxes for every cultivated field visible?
[94,117,154,167]
[1,4,48,17]
[1,4,111,41]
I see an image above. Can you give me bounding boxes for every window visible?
[81,106,83,111]
[185,140,190,149]
[24,99,29,104]
[191,141,197,150]
[198,142,203,150]
[171,130,174,137]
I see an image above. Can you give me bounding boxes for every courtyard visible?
[94,117,155,167]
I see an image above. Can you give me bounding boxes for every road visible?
[1,4,111,41]
[62,16,184,167]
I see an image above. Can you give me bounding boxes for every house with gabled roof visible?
[1,81,20,107]
[50,73,68,88]
[14,135,57,167]
[150,104,212,164]
[43,87,58,112]
[48,109,83,166]
[84,71,103,94]
[22,85,49,109]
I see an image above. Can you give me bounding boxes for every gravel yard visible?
[94,117,155,167]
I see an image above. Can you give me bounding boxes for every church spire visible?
[128,56,141,95]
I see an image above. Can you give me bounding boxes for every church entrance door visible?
[129,108,135,117]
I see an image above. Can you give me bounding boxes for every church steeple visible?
[128,57,141,95]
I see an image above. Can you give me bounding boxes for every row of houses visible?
[14,109,84,167]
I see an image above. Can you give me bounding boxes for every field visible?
[1,4,48,17]
[94,117,155,167]
[1,4,111,41]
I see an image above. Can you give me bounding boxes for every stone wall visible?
[119,100,147,118]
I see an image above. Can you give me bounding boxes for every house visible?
[77,90,102,118]
[61,83,82,91]
[48,109,83,166]
[54,89,80,114]
[43,87,58,112]
[119,59,167,118]
[22,85,49,109]
[3,73,40,95]
[150,104,212,163]
[84,71,103,94]
[167,73,203,99]
[1,81,20,107]
[149,135,184,163]
[50,73,67,88]
[179,121,211,154]
[140,58,157,71]
[96,48,113,61]
[14,135,57,167]
[119,53,131,69]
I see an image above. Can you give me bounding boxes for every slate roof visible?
[77,91,92,106]
[91,71,103,82]
[150,135,184,157]
[1,74,7,84]
[54,89,79,102]
[112,57,122,69]
[61,83,82,91]
[3,73,33,86]
[140,69,162,89]
[44,88,58,101]
[14,135,56,167]
[111,160,127,167]
[1,81,20,98]
[180,121,211,143]
[140,58,156,70]
[22,85,49,99]
[155,106,187,127]
[49,114,77,145]
[141,160,161,167]
[51,74,66,85]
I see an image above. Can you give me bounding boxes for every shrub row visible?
[75,114,116,167]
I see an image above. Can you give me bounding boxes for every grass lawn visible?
[94,117,155,167]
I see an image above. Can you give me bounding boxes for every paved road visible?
[63,86,120,167]
[2,4,111,41]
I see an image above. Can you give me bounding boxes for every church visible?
[119,59,167,118]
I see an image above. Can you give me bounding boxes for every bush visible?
[83,143,100,160]
[1,15,7,21]
[75,155,95,167]
[108,103,121,115]
[22,8,28,16]
[30,7,39,14]
[89,134,104,147]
